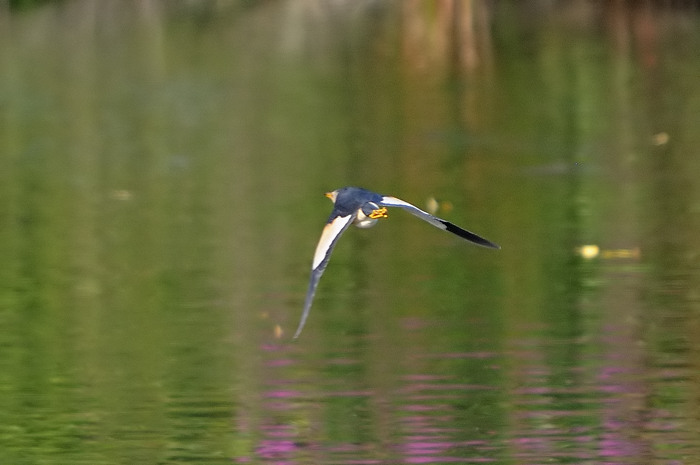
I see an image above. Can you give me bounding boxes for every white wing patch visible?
[312,214,354,270]
[380,196,446,230]
[380,196,413,208]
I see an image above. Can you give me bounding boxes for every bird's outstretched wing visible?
[293,212,356,339]
[380,196,500,249]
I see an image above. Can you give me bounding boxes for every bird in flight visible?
[293,186,499,339]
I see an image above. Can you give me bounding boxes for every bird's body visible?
[293,186,499,339]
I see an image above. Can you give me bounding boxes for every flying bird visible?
[293,186,499,339]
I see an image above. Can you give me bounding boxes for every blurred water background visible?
[1,1,700,463]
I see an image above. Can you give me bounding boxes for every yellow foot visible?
[369,207,388,219]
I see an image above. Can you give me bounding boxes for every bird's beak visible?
[325,191,336,202]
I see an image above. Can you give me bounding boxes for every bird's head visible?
[325,190,338,203]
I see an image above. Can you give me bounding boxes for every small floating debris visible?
[578,245,600,259]
[601,247,641,259]
[652,132,669,146]
[109,189,133,201]
[577,244,641,260]
[425,196,453,215]
[426,196,439,214]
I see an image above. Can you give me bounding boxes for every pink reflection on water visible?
[323,390,374,397]
[240,306,693,465]
[334,461,383,465]
[265,389,302,398]
[266,358,295,367]
[405,456,496,463]
[234,343,307,463]
[422,351,499,360]
[400,316,429,331]
[256,424,297,461]
[397,355,501,464]
[325,357,361,366]
[404,382,492,392]
[502,303,696,465]
[403,374,451,381]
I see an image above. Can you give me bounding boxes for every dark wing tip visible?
[380,195,500,249]
[443,221,500,249]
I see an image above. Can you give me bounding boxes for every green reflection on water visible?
[1,1,700,464]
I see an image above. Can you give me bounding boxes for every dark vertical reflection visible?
[0,1,699,464]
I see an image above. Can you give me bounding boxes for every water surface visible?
[1,1,699,464]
